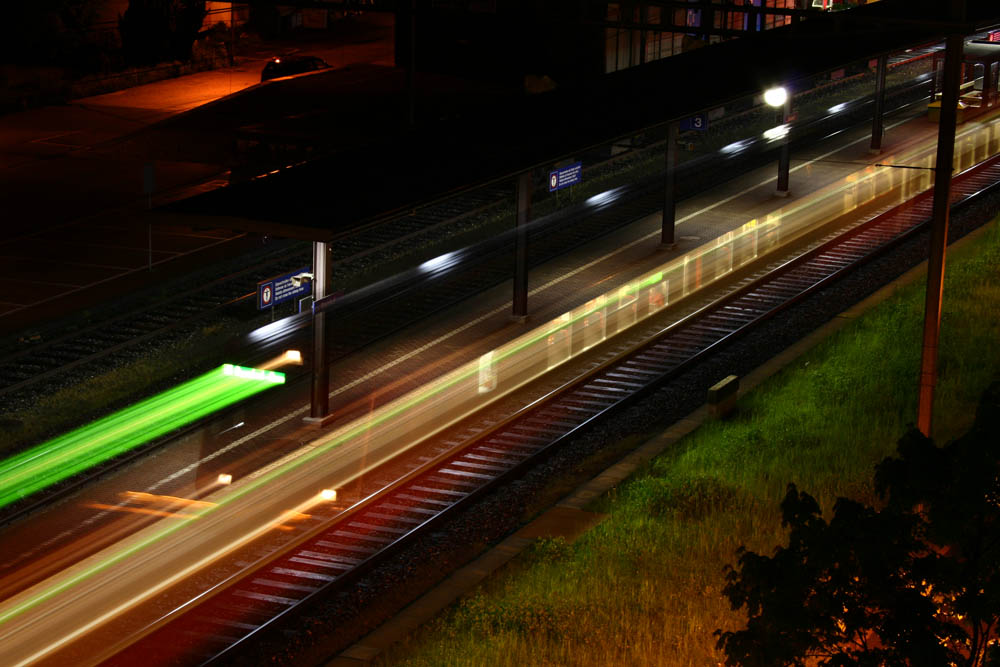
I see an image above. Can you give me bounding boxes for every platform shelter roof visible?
[169,0,1000,241]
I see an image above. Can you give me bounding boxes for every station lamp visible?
[764,86,792,196]
[763,86,788,108]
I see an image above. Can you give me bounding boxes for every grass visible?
[376,215,1000,667]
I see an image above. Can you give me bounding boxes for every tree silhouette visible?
[717,382,1000,667]
[875,383,1000,666]
[119,0,207,66]
[0,0,100,67]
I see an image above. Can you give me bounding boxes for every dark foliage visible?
[245,1,285,40]
[0,0,100,67]
[118,0,206,66]
[717,382,1000,666]
[717,486,953,666]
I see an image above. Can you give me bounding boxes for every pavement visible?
[0,13,394,333]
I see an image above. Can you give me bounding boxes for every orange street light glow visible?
[258,349,304,370]
[84,503,200,520]
[121,491,216,509]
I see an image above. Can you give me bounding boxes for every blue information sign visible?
[680,114,708,131]
[257,266,312,310]
[548,162,583,192]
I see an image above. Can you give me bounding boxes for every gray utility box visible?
[708,375,739,418]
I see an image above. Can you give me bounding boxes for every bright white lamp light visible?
[764,86,788,108]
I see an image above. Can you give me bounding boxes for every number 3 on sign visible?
[680,115,707,132]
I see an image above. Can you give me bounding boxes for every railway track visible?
[101,129,1000,667]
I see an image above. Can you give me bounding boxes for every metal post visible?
[143,161,154,270]
[993,62,999,108]
[662,121,678,247]
[309,241,330,421]
[638,2,647,65]
[984,62,996,108]
[870,53,888,154]
[929,52,939,103]
[407,0,416,126]
[917,28,964,438]
[776,97,791,196]
[229,2,236,67]
[512,171,531,320]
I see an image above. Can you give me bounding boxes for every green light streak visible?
[0,365,284,511]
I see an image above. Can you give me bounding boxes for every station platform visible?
[4,82,1000,663]
[304,99,962,442]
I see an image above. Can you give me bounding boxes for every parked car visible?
[261,55,331,82]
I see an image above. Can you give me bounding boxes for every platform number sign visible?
[680,114,708,131]
[257,266,311,311]
[548,161,583,192]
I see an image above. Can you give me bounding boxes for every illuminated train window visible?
[617,284,638,331]
[547,313,571,369]
[478,351,496,393]
[582,297,606,351]
[648,279,668,311]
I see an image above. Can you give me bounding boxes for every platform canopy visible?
[168,0,1000,242]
